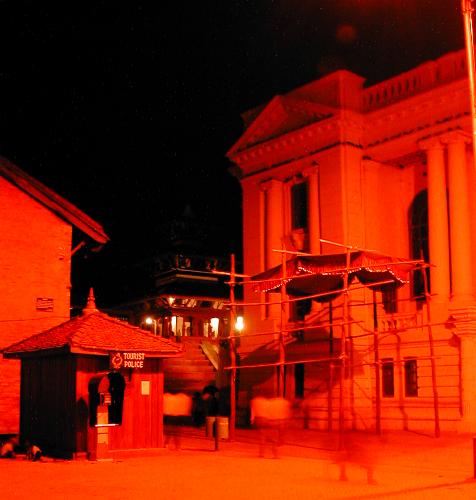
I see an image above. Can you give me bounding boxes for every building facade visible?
[227,49,476,433]
[0,158,108,435]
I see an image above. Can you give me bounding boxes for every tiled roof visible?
[0,156,109,245]
[2,310,183,358]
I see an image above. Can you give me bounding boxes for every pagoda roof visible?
[2,309,182,359]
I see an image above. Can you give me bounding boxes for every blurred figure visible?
[191,391,205,427]
[163,392,192,450]
[202,385,219,417]
[251,397,290,459]
[0,435,18,458]
[336,432,376,485]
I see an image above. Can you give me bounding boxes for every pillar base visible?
[450,304,476,433]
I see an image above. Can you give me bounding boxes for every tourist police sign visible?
[110,351,146,370]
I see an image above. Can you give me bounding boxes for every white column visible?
[450,307,476,433]
[260,179,284,321]
[445,132,474,304]
[260,179,284,269]
[419,138,450,305]
[303,165,321,255]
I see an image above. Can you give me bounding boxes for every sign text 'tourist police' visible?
[110,352,145,370]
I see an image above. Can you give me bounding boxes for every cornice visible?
[365,83,468,149]
[230,110,364,174]
[239,141,362,180]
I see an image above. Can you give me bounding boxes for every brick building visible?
[0,158,108,434]
[227,49,476,434]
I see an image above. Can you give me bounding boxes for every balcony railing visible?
[363,50,466,112]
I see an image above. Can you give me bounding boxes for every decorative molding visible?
[449,305,476,337]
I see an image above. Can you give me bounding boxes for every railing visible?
[153,253,231,274]
[363,50,467,112]
[378,311,422,333]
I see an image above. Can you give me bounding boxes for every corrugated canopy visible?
[252,250,420,301]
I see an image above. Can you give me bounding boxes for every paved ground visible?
[1,427,476,499]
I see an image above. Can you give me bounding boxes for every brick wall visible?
[0,177,73,433]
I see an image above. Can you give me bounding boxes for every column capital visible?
[302,164,319,178]
[449,304,476,337]
[260,178,283,192]
[440,130,472,145]
[418,136,443,151]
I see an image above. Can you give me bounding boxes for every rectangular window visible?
[381,358,395,397]
[382,288,398,314]
[291,182,308,230]
[404,358,418,397]
[295,363,305,398]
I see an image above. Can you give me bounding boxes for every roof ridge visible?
[0,156,109,245]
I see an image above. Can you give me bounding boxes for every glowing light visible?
[235,316,244,332]
[210,317,219,333]
[168,296,175,306]
[144,316,157,334]
[171,316,177,333]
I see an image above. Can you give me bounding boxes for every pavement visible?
[1,426,476,499]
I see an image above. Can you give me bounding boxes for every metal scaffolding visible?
[221,241,441,445]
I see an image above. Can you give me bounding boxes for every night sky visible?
[0,1,463,306]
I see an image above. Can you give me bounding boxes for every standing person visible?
[202,385,219,417]
[191,392,205,427]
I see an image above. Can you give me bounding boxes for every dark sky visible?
[0,1,463,305]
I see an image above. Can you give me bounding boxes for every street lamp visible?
[461,0,476,168]
[145,316,157,335]
[235,315,244,332]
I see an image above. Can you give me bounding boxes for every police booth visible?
[3,295,182,460]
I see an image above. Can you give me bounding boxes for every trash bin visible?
[216,416,229,440]
[205,416,216,437]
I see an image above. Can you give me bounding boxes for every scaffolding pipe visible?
[338,249,351,449]
[279,249,286,397]
[373,290,381,435]
[229,254,237,441]
[422,264,441,438]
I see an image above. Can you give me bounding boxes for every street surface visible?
[1,427,475,499]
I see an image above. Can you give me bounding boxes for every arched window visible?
[409,190,429,299]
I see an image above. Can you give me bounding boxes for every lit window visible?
[210,317,219,337]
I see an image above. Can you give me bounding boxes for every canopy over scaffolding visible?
[251,250,417,299]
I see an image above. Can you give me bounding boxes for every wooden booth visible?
[2,290,182,460]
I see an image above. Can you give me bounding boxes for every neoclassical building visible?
[227,49,476,434]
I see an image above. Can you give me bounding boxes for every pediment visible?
[228,96,334,157]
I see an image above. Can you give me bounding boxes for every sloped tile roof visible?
[0,156,109,245]
[3,310,182,358]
